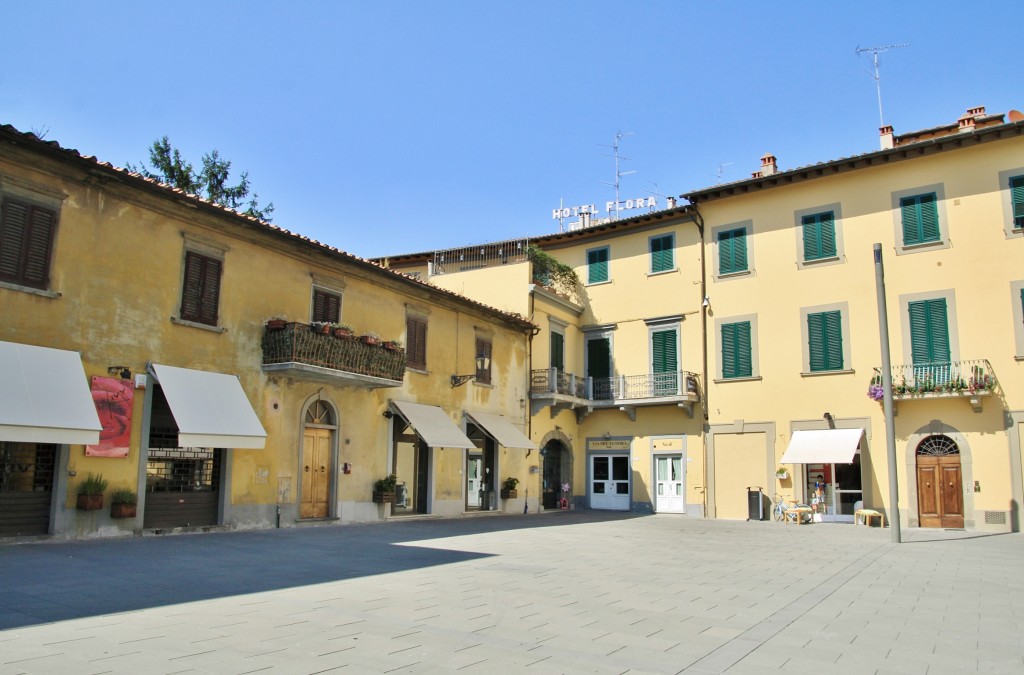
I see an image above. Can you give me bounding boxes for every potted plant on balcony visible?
[384,339,404,352]
[360,331,381,346]
[331,322,354,338]
[500,477,519,499]
[373,473,398,503]
[266,317,287,330]
[76,473,108,511]
[110,488,137,518]
[311,321,331,334]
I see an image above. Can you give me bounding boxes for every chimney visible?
[966,105,986,117]
[760,153,777,176]
[879,125,894,150]
[751,171,763,179]
[666,196,676,209]
[958,113,976,133]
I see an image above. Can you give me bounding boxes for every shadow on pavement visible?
[0,511,641,631]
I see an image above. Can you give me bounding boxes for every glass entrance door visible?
[591,454,630,510]
[466,453,483,510]
[805,453,862,522]
[655,454,685,513]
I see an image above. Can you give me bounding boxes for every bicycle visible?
[772,493,813,523]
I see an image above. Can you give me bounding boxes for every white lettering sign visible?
[605,196,657,214]
[552,204,598,220]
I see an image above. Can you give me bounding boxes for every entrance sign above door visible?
[390,400,475,449]
[149,363,266,449]
[465,411,536,450]
[0,340,102,444]
[780,428,864,464]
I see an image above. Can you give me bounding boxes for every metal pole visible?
[873,243,901,543]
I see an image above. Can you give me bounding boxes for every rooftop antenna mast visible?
[599,131,635,221]
[855,43,909,128]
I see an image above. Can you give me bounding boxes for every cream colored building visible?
[384,106,1024,532]
[0,124,534,540]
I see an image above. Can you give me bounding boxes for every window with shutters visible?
[587,246,609,284]
[720,321,752,379]
[649,234,674,274]
[406,316,427,371]
[807,311,843,371]
[0,196,57,290]
[1009,174,1024,232]
[650,327,679,395]
[475,336,492,385]
[712,221,752,280]
[900,193,940,246]
[550,330,565,371]
[311,288,341,323]
[179,250,222,326]
[585,335,613,400]
[908,299,950,365]
[1011,281,1024,359]
[801,211,837,261]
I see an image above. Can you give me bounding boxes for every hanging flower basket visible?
[775,468,789,480]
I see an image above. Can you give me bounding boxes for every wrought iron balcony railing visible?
[531,368,700,402]
[262,322,406,386]
[870,359,996,412]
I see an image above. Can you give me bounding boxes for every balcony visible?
[531,368,701,420]
[870,359,996,413]
[262,322,406,388]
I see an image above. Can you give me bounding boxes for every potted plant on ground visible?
[500,477,519,499]
[110,488,137,518]
[373,473,398,503]
[76,473,108,511]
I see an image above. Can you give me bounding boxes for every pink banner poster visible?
[86,376,134,457]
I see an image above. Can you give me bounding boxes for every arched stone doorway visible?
[915,434,964,528]
[540,431,574,509]
[300,399,337,519]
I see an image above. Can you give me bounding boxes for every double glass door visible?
[591,455,630,510]
[804,453,862,522]
[655,455,685,513]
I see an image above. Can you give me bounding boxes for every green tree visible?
[128,136,274,222]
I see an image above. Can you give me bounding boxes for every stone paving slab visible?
[1,512,1021,673]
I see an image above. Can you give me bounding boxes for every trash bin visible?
[747,486,765,521]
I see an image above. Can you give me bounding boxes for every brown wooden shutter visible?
[312,289,341,323]
[180,251,221,325]
[0,198,56,289]
[407,317,427,370]
[475,337,492,384]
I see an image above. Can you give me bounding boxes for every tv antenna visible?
[712,162,733,182]
[855,43,909,128]
[599,131,635,221]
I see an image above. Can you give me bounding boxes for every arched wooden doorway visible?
[301,400,336,519]
[542,440,570,509]
[916,434,964,528]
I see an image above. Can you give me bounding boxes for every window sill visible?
[647,268,678,278]
[897,239,947,255]
[473,380,494,389]
[171,317,227,333]
[586,279,612,287]
[801,255,840,265]
[800,369,855,377]
[0,280,60,298]
[716,270,751,280]
[713,375,762,383]
[406,366,430,375]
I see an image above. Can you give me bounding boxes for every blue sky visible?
[3,1,1022,258]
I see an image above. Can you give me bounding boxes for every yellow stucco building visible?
[383,105,1024,533]
[0,125,535,539]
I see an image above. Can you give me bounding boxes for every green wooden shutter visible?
[651,329,677,373]
[650,234,673,273]
[901,193,940,245]
[721,321,752,378]
[719,228,747,274]
[808,311,843,371]
[550,332,564,370]
[908,299,950,364]
[587,247,609,283]
[1010,175,1024,229]
[802,212,836,261]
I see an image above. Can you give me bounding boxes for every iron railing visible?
[262,322,407,382]
[871,359,995,398]
[431,238,529,276]
[531,368,700,402]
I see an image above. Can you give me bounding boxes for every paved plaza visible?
[1,512,1021,674]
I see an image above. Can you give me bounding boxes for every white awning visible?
[780,428,864,464]
[0,341,102,444]
[150,363,266,449]
[465,411,537,450]
[390,400,476,449]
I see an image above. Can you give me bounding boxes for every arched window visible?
[304,400,335,426]
[916,434,959,457]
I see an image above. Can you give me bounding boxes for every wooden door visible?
[916,455,964,528]
[301,428,332,519]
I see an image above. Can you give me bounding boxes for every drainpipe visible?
[691,202,710,518]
